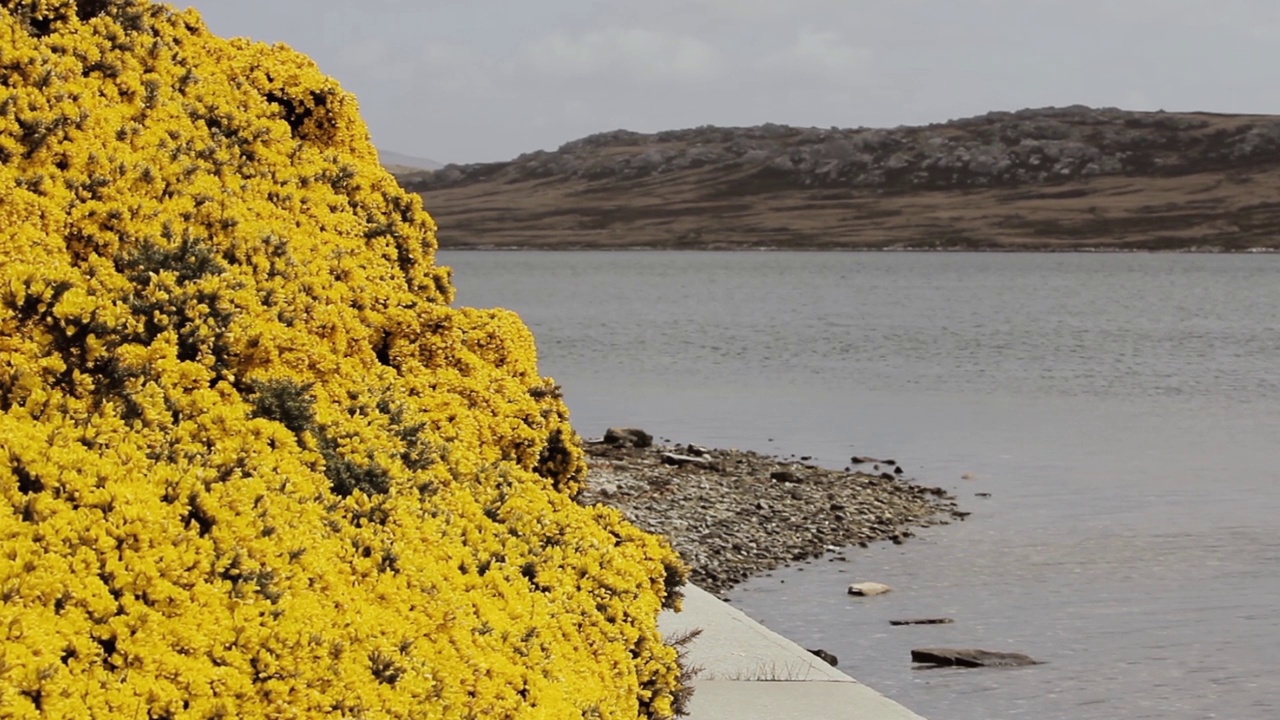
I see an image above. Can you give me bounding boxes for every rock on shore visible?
[848,582,894,596]
[578,436,964,595]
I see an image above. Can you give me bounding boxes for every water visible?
[439,250,1280,720]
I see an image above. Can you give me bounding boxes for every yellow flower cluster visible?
[0,2,687,718]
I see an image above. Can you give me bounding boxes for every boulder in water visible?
[848,581,893,596]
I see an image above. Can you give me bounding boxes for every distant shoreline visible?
[406,108,1280,255]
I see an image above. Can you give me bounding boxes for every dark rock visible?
[890,618,954,626]
[894,466,904,475]
[604,427,653,448]
[879,472,895,481]
[911,648,1041,668]
[770,469,802,483]
[975,492,992,498]
[852,455,892,466]
[808,648,839,667]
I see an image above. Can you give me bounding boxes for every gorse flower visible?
[0,1,688,718]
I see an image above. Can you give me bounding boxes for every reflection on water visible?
[442,251,1280,720]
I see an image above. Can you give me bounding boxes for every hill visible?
[398,106,1280,251]
[378,149,443,174]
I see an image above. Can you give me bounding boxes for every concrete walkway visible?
[659,584,926,719]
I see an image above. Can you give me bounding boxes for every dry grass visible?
[721,659,830,682]
[666,628,703,717]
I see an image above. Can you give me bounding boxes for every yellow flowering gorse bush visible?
[0,1,687,718]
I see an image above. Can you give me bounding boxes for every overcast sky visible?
[188,1,1280,164]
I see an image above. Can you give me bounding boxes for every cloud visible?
[334,38,413,82]
[185,0,1280,162]
[756,29,871,77]
[625,0,850,24]
[519,28,724,83]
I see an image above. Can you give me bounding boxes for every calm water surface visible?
[440,251,1280,720]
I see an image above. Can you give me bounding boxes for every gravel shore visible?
[577,430,966,595]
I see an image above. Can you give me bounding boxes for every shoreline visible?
[577,432,965,596]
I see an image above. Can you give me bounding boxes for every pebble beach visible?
[577,429,966,595]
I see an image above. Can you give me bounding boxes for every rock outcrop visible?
[407,106,1280,193]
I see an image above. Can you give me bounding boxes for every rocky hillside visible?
[400,106,1280,250]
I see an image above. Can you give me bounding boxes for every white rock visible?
[847,581,893,596]
[660,453,715,469]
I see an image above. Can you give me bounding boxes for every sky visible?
[187,0,1280,165]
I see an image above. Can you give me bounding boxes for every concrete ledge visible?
[680,681,927,720]
[660,584,926,719]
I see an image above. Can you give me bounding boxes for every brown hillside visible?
[397,106,1280,251]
